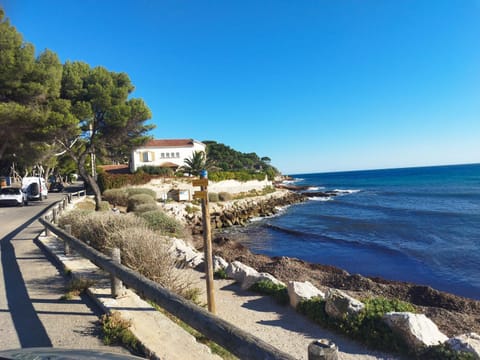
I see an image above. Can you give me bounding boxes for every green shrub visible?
[127,194,156,212]
[97,170,153,192]
[417,343,475,360]
[208,192,219,202]
[208,171,267,182]
[185,205,200,214]
[136,165,174,176]
[137,210,185,238]
[297,297,416,353]
[103,188,129,207]
[218,192,233,201]
[126,187,157,199]
[133,203,158,214]
[214,268,228,279]
[249,280,289,306]
[101,312,139,353]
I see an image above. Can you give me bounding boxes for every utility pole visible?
[192,170,216,314]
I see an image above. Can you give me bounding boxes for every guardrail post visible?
[63,196,68,209]
[308,339,338,360]
[44,217,51,236]
[64,224,72,256]
[67,193,72,203]
[110,247,123,298]
[52,208,58,224]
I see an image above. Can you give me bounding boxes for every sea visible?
[217,163,480,300]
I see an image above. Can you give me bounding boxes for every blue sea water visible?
[218,163,480,300]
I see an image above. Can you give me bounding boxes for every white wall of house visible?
[130,139,206,172]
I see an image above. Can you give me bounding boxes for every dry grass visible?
[58,210,196,298]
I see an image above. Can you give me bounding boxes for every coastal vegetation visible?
[0,7,153,211]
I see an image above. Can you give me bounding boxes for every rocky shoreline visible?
[179,189,480,338]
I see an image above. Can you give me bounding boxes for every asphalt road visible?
[0,192,132,355]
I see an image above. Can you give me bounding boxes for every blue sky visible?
[2,1,479,174]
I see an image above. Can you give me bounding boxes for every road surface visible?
[0,193,132,355]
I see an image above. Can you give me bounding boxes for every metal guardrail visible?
[39,198,295,360]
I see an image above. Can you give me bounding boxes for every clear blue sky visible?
[2,0,479,174]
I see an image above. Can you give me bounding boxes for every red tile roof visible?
[144,139,195,147]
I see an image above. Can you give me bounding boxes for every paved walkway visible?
[0,217,131,355]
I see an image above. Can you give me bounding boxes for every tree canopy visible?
[203,141,279,175]
[0,7,153,210]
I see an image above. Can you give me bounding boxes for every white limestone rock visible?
[383,312,448,349]
[169,238,198,262]
[186,253,205,269]
[212,256,228,272]
[447,332,480,359]
[325,289,364,319]
[287,281,325,309]
[225,261,258,283]
[241,272,285,290]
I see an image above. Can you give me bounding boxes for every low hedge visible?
[249,280,289,305]
[137,210,185,238]
[127,194,156,212]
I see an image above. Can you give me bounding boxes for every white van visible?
[22,176,48,201]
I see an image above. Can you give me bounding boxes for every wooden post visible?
[64,224,72,256]
[67,193,72,203]
[308,339,338,360]
[44,217,51,236]
[195,171,216,314]
[110,247,123,298]
[52,208,58,224]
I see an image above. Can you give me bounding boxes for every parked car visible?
[0,187,28,206]
[22,176,48,200]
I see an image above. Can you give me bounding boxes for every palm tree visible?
[180,151,207,176]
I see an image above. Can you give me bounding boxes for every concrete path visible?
[0,212,131,355]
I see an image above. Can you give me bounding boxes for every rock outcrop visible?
[287,281,325,309]
[325,289,365,319]
[383,312,448,349]
[447,332,480,359]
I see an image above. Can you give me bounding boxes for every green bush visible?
[127,194,156,212]
[249,280,290,306]
[185,205,200,214]
[218,192,233,201]
[208,171,267,182]
[103,189,129,207]
[297,297,416,353]
[417,343,475,360]
[137,210,185,238]
[214,268,228,279]
[126,187,157,199]
[208,192,219,202]
[133,203,158,214]
[97,170,153,192]
[136,165,174,176]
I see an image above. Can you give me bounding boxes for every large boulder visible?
[241,272,285,290]
[325,289,364,319]
[225,261,258,283]
[213,256,228,272]
[447,332,480,359]
[169,238,198,262]
[383,312,448,349]
[287,281,325,309]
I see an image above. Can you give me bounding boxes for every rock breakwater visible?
[186,190,305,234]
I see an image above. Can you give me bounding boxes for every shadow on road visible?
[1,216,52,347]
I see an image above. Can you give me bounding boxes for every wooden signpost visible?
[193,171,216,314]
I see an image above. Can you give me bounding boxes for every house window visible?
[176,152,180,158]
[166,153,170,158]
[142,151,153,162]
[161,153,165,158]
[171,152,175,158]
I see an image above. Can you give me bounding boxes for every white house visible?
[130,139,206,172]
